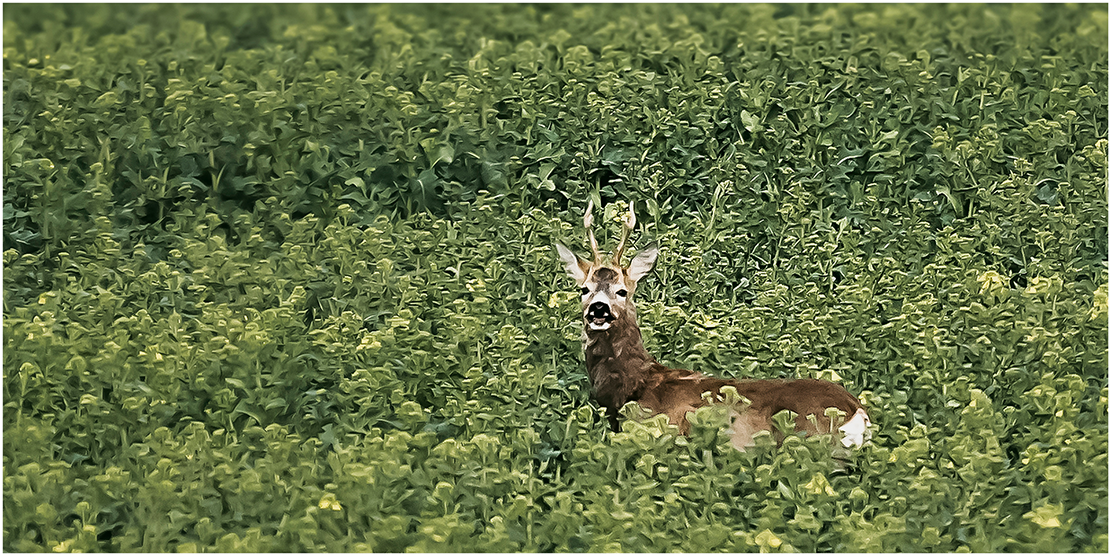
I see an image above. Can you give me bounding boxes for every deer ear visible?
[555,243,589,284]
[627,243,659,282]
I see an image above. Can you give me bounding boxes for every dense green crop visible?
[4,3,1107,552]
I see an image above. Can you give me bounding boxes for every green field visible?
[3,3,1107,551]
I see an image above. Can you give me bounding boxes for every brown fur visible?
[583,304,863,438]
[557,212,866,446]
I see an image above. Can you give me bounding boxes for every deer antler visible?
[613,200,636,265]
[584,200,603,264]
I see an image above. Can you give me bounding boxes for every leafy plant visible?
[4,3,1107,552]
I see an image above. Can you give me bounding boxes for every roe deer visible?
[555,201,870,451]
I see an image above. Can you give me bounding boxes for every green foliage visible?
[4,3,1107,552]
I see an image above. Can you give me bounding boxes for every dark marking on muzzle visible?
[587,301,614,326]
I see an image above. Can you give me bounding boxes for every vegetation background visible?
[4,3,1107,552]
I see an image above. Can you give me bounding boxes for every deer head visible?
[555,201,659,332]
[554,202,871,447]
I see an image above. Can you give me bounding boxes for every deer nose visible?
[587,301,612,319]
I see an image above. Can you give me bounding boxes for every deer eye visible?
[580,287,590,296]
[616,289,628,298]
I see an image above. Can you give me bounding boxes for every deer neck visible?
[582,305,660,412]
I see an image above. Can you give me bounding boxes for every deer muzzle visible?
[585,301,615,331]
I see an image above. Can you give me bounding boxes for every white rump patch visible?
[839,408,872,448]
